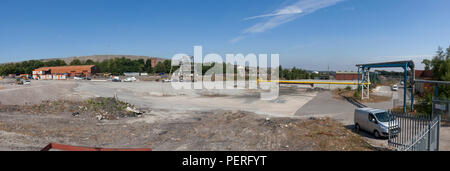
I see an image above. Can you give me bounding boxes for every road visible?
[295,91,390,149]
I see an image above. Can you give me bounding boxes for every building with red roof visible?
[32,65,98,80]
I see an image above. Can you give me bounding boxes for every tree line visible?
[1,56,317,80]
[422,45,450,98]
[415,45,450,114]
[0,57,174,76]
[279,66,317,80]
[0,59,67,76]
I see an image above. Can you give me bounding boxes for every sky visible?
[1,0,450,71]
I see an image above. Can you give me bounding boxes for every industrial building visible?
[32,65,98,80]
[335,72,360,80]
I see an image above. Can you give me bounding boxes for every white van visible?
[354,108,400,138]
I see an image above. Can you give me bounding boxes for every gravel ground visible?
[1,79,447,151]
[0,79,81,105]
[0,109,375,151]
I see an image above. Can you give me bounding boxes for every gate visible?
[388,111,441,151]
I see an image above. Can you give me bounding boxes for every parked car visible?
[112,79,121,82]
[354,108,400,138]
[123,77,137,82]
[74,77,83,80]
[392,85,399,91]
[23,80,31,85]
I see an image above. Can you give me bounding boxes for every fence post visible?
[437,115,441,151]
[432,97,435,118]
[427,121,432,151]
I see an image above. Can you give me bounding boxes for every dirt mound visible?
[0,97,142,120]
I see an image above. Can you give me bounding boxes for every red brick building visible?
[415,70,433,79]
[33,65,97,80]
[415,70,434,95]
[335,72,360,80]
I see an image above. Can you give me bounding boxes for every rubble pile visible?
[0,97,145,120]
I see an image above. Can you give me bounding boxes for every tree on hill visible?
[70,59,82,66]
[144,59,153,74]
[154,61,166,74]
[85,59,95,65]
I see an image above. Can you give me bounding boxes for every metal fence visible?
[388,111,441,151]
[433,97,450,121]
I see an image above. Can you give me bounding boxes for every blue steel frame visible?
[415,79,450,98]
[357,61,415,113]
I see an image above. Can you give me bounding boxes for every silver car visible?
[354,108,399,138]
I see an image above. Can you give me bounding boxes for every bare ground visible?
[0,108,375,151]
[0,80,398,151]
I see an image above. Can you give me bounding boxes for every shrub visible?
[345,86,352,91]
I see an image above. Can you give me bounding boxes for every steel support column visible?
[360,67,370,100]
[357,67,360,90]
[404,64,408,113]
[435,84,439,98]
[411,67,415,110]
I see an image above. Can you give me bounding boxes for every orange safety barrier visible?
[41,143,152,151]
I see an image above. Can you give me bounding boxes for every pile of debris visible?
[82,97,143,120]
[0,97,144,120]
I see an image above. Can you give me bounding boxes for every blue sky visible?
[1,0,450,71]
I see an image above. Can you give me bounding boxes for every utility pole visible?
[328,64,331,89]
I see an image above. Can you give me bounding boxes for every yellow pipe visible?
[258,79,370,85]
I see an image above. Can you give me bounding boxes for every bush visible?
[345,86,352,91]
[84,97,136,120]
[353,89,361,98]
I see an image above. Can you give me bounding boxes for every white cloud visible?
[230,35,246,43]
[232,0,345,42]
[244,6,303,20]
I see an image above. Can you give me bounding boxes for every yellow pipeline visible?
[257,78,370,85]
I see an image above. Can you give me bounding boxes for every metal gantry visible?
[415,79,450,98]
[356,61,415,113]
[358,67,371,100]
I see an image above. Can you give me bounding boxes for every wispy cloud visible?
[244,6,304,20]
[232,0,345,42]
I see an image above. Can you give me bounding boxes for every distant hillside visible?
[40,55,167,64]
